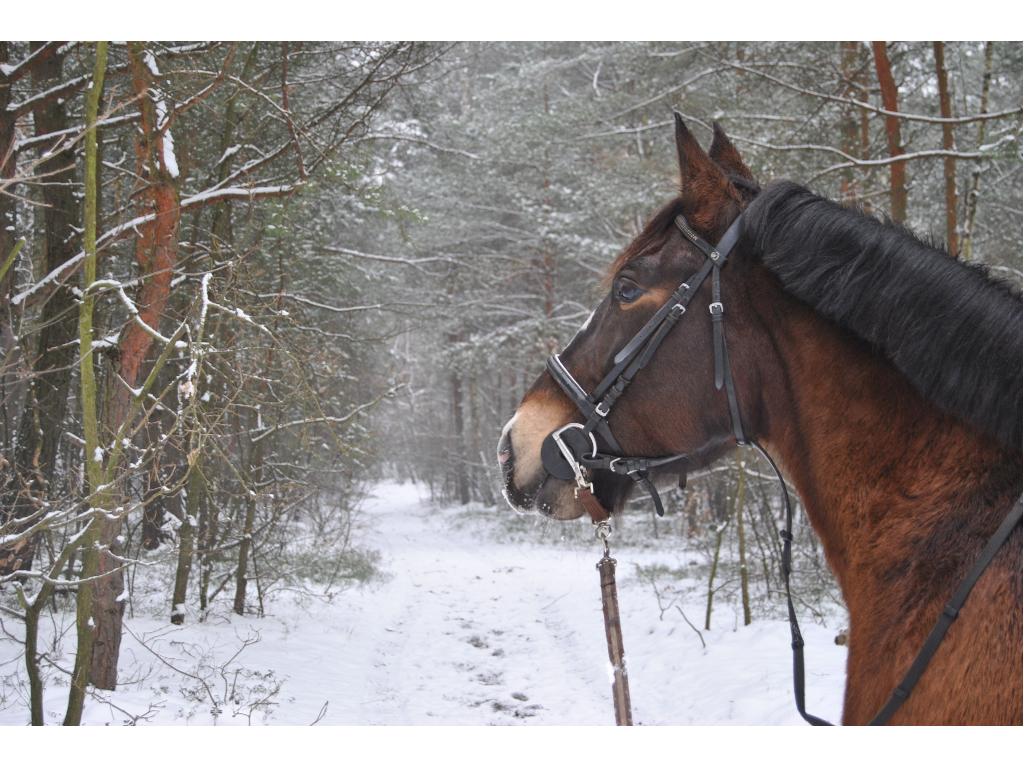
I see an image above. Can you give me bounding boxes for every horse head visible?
[498,115,770,520]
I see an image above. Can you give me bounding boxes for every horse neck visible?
[751,293,1018,602]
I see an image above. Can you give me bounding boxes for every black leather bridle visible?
[538,205,1022,725]
[541,211,746,517]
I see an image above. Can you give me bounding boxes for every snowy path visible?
[0,481,847,725]
[245,482,847,725]
[298,482,626,724]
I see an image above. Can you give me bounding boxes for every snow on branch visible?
[322,244,455,268]
[0,42,63,83]
[11,184,300,308]
[142,50,179,179]
[249,387,403,444]
[356,133,480,160]
[724,60,1024,126]
[87,278,172,344]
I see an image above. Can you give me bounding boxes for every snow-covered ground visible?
[0,481,847,725]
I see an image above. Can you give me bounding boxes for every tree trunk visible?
[65,42,108,726]
[0,43,22,466]
[171,465,202,624]
[704,520,726,631]
[90,43,182,691]
[871,41,908,223]
[704,482,730,632]
[233,426,263,616]
[451,367,470,504]
[5,42,86,576]
[933,41,959,255]
[196,48,254,614]
[734,465,751,626]
[838,42,862,204]
[961,42,994,262]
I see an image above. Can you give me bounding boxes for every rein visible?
[542,209,1024,725]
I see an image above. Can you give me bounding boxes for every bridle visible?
[542,210,747,518]
[537,202,1023,726]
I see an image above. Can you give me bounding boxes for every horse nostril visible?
[497,431,514,467]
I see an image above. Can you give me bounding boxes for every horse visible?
[496,114,1022,725]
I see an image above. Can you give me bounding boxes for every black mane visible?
[743,180,1023,452]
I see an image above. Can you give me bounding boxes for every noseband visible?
[541,210,747,517]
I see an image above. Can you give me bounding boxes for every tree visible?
[871,41,908,223]
[933,41,959,255]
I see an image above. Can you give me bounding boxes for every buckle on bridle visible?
[594,401,610,418]
[573,482,595,498]
[551,423,598,492]
[708,301,724,315]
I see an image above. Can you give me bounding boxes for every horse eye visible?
[614,277,643,304]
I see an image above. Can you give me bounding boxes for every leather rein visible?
[540,209,1023,725]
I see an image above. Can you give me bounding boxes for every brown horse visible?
[497,116,1022,725]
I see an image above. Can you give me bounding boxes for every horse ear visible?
[708,121,754,181]
[673,112,732,222]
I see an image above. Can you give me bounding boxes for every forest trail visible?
[319,481,617,724]
[277,481,846,725]
[0,481,846,725]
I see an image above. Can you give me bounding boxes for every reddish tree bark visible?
[933,41,959,256]
[839,42,863,203]
[871,41,908,223]
[90,44,182,691]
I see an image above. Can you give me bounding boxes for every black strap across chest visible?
[542,207,1022,726]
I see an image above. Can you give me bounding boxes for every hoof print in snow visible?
[511,692,528,701]
[491,648,505,657]
[513,705,542,719]
[467,635,488,649]
[476,671,504,686]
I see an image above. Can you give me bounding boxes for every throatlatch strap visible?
[752,441,831,726]
[711,265,746,445]
[712,265,726,390]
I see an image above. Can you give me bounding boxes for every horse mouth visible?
[497,413,589,521]
[498,449,583,521]
[500,462,592,522]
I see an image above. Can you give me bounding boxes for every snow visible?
[142,51,179,179]
[0,482,846,725]
[216,145,242,166]
[10,251,85,306]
